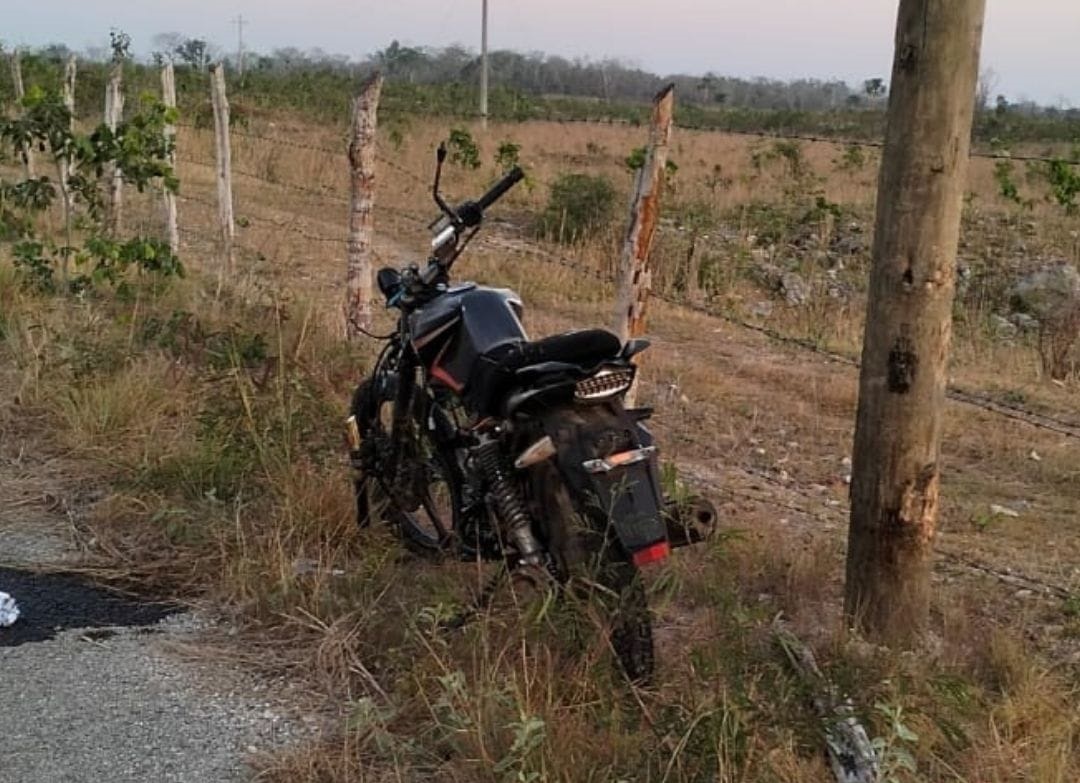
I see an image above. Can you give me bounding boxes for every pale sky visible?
[6,1,1079,105]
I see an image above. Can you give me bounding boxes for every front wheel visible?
[531,465,655,683]
[350,379,460,557]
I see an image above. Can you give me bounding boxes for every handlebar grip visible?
[476,166,525,211]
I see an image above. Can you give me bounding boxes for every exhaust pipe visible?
[664,495,719,548]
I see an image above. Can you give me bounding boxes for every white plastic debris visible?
[0,591,19,627]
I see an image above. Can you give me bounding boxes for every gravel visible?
[0,611,304,783]
[0,430,317,782]
[0,487,309,783]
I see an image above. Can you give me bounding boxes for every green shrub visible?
[534,173,617,244]
[447,127,481,170]
[494,139,521,173]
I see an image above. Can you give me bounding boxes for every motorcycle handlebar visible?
[397,161,526,303]
[477,166,525,212]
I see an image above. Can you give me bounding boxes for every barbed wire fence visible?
[158,74,1080,447]
[59,65,1073,602]
[531,115,1080,166]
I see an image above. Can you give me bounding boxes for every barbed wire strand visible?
[169,130,1080,438]
[468,220,1080,440]
[177,117,1080,167]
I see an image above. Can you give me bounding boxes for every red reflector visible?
[632,540,670,567]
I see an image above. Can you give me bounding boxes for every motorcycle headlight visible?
[574,366,635,401]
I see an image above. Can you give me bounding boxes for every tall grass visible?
[2,100,1079,781]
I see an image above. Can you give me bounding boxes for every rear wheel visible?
[351,379,459,556]
[531,464,655,683]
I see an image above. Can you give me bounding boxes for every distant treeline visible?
[2,39,1078,147]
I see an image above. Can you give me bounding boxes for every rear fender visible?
[538,405,668,562]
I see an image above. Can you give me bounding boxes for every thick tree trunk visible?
[209,64,235,275]
[612,83,674,406]
[845,0,986,644]
[345,73,382,340]
[161,62,180,256]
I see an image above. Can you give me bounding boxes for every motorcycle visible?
[347,144,716,681]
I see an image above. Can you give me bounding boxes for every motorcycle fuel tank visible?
[408,283,526,396]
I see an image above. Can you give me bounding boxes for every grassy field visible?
[2,108,1078,781]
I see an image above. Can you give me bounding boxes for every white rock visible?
[990,314,1018,339]
[0,591,19,627]
[1028,449,1041,462]
[989,503,1020,518]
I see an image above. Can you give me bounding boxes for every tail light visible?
[632,540,671,566]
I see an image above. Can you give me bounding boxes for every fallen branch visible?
[773,619,878,783]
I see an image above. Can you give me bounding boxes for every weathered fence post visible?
[161,62,180,255]
[612,83,675,406]
[345,73,383,340]
[9,50,35,179]
[209,63,235,275]
[61,54,76,127]
[845,0,986,645]
[58,55,77,281]
[104,60,125,236]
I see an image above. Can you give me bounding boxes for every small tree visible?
[447,127,481,170]
[0,88,181,292]
[175,38,210,71]
[863,77,887,100]
[494,139,521,173]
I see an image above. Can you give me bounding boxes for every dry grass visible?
[2,110,1079,782]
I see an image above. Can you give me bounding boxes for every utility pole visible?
[479,0,489,130]
[844,0,986,645]
[232,14,246,81]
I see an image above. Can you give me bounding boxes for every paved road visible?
[0,486,300,782]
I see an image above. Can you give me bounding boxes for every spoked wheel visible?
[351,379,460,556]
[530,464,656,684]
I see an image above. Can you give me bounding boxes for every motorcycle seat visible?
[490,329,622,371]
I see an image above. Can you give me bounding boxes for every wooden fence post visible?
[58,55,77,280]
[62,54,76,126]
[209,63,235,275]
[612,83,675,406]
[345,73,383,340]
[9,50,35,179]
[845,0,986,645]
[104,60,125,236]
[161,62,180,255]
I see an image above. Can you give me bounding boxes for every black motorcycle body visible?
[348,148,714,681]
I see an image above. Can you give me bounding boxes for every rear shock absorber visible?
[475,436,543,566]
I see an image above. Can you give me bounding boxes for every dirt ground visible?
[164,132,1079,675]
